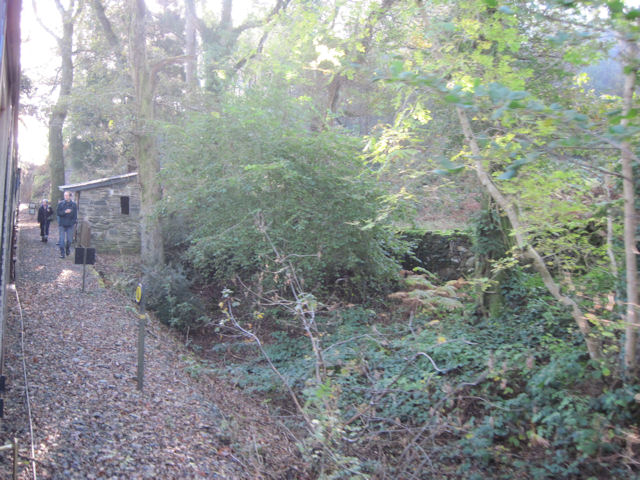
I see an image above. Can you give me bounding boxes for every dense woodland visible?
[20,0,640,478]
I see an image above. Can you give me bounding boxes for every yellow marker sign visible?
[135,283,143,304]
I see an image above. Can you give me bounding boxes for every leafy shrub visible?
[143,264,208,330]
[160,90,407,299]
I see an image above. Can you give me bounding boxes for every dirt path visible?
[0,208,304,479]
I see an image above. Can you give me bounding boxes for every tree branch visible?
[456,106,601,361]
[234,0,291,34]
[33,0,62,41]
[91,0,126,63]
[231,0,291,72]
[71,0,85,23]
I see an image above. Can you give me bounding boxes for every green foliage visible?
[213,269,640,478]
[143,264,208,330]
[161,90,407,298]
[51,0,640,476]
[472,205,510,259]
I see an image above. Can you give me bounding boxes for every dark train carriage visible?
[0,0,21,393]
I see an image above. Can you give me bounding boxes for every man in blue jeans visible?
[56,190,77,258]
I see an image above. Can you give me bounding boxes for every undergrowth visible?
[209,267,640,479]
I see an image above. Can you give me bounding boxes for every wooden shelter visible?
[59,172,141,253]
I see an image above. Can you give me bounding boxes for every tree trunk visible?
[48,108,66,202]
[605,174,619,279]
[129,0,165,267]
[221,0,233,30]
[185,0,198,90]
[456,107,601,361]
[48,15,74,202]
[91,0,127,65]
[620,36,639,371]
[473,195,511,320]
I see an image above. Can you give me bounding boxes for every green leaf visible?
[498,156,534,180]
[527,100,546,111]
[626,9,640,20]
[434,157,466,175]
[444,93,461,103]
[565,111,588,123]
[437,22,456,32]
[398,70,415,81]
[508,91,529,101]
[489,83,510,103]
[389,60,405,77]
[491,106,507,119]
[607,0,624,15]
[498,168,517,180]
[548,32,570,46]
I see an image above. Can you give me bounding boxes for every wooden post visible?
[135,283,145,391]
[12,437,17,480]
[78,221,91,293]
[81,247,87,293]
[137,312,146,391]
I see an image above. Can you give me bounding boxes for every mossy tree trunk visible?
[185,0,198,91]
[129,0,165,268]
[620,34,639,372]
[456,107,602,362]
[473,194,511,319]
[44,2,82,202]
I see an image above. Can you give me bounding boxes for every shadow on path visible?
[2,207,243,479]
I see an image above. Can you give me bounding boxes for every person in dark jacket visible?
[56,190,77,258]
[36,199,53,242]
[56,198,63,245]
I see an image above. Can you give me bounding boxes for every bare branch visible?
[150,55,194,77]
[33,0,61,40]
[71,0,85,23]
[232,0,292,72]
[221,298,314,430]
[149,55,194,91]
[234,0,291,34]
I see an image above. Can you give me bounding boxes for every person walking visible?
[36,199,53,242]
[56,190,77,258]
[56,198,62,246]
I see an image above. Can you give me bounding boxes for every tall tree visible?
[195,0,291,92]
[617,17,639,371]
[376,0,626,361]
[90,0,126,65]
[184,0,198,90]
[129,0,166,267]
[35,0,84,202]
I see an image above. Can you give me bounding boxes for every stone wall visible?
[76,181,141,253]
[400,230,474,281]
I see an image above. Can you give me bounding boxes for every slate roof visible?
[59,172,138,192]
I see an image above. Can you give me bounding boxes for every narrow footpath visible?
[0,207,303,479]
